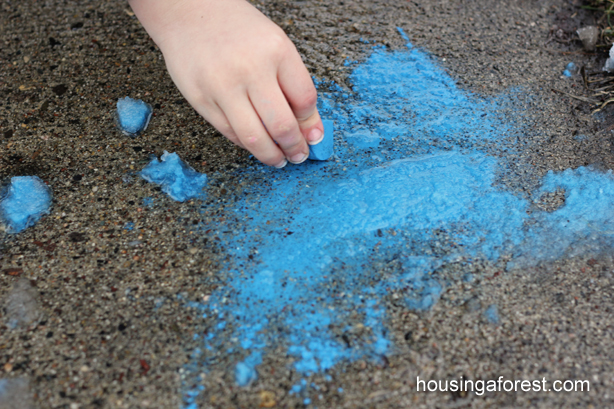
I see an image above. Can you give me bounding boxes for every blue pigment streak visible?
[140,151,207,202]
[0,176,52,233]
[116,97,152,136]
[182,32,614,406]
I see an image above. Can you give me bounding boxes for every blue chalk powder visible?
[308,120,334,160]
[563,62,576,77]
[116,97,153,136]
[181,30,614,407]
[0,176,52,233]
[484,305,500,324]
[235,352,262,386]
[140,151,207,202]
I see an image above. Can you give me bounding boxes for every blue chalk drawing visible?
[116,97,153,136]
[0,176,52,233]
[140,151,207,202]
[308,119,335,161]
[181,31,614,406]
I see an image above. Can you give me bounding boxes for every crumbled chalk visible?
[235,352,261,386]
[0,176,52,233]
[308,120,334,161]
[577,26,599,51]
[140,151,207,202]
[0,377,33,409]
[116,97,153,136]
[4,279,41,330]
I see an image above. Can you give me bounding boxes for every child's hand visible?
[129,0,324,168]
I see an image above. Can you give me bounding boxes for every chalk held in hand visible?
[0,176,52,233]
[140,151,207,202]
[308,119,334,161]
[116,96,153,136]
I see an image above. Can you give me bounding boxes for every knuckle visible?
[268,31,291,58]
[241,133,264,150]
[295,90,318,118]
[271,129,301,148]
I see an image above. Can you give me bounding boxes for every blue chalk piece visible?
[116,97,153,136]
[0,176,52,233]
[484,304,500,324]
[563,70,572,77]
[308,120,334,161]
[140,151,207,202]
[124,222,135,231]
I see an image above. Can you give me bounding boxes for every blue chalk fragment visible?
[308,120,334,161]
[0,176,52,233]
[116,97,153,136]
[140,151,207,202]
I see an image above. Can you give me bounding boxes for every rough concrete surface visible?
[1,0,614,408]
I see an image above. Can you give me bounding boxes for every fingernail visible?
[289,152,308,164]
[307,128,324,145]
[274,159,288,169]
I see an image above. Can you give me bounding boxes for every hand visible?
[129,0,325,168]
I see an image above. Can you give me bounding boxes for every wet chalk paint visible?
[0,176,52,233]
[116,96,152,136]
[140,151,207,202]
[182,32,614,405]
